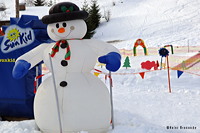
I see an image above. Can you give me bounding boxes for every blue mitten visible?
[98,52,121,72]
[12,60,31,79]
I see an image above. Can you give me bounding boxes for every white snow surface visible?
[1,0,200,133]
[93,0,200,49]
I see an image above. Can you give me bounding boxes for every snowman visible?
[12,2,121,133]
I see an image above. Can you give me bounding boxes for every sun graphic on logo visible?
[6,28,20,41]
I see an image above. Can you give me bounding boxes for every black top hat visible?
[42,2,88,24]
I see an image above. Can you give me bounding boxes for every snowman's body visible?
[15,4,120,132]
[17,39,119,133]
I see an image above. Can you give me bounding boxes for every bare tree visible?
[25,0,34,6]
[0,3,6,11]
[0,2,7,20]
[112,1,116,6]
[104,9,111,22]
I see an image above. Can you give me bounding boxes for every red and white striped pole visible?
[166,55,171,93]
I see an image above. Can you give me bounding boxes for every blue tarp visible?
[0,15,52,118]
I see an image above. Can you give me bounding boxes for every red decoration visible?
[34,74,45,94]
[0,28,4,36]
[141,60,157,70]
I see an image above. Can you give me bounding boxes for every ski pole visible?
[49,53,63,133]
[35,64,39,92]
[160,57,163,70]
[109,71,114,129]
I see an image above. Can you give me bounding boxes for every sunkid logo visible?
[1,25,35,53]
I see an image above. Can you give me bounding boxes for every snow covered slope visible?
[93,0,200,49]
[7,0,200,49]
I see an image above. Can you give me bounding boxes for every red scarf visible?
[51,40,71,60]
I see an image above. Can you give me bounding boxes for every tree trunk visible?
[16,0,19,18]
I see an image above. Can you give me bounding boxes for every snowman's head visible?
[42,2,88,41]
[47,19,87,41]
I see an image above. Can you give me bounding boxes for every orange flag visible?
[94,72,100,77]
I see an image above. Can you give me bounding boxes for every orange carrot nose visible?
[58,28,65,33]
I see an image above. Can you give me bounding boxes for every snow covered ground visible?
[1,54,200,133]
[106,56,200,133]
[1,0,200,133]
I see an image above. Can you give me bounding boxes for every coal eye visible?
[62,22,67,27]
[56,23,59,28]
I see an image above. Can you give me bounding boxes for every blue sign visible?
[0,15,52,118]
[1,25,35,53]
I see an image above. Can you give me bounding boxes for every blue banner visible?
[0,15,52,118]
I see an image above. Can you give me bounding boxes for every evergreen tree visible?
[123,56,131,69]
[83,18,95,39]
[89,0,101,29]
[82,0,94,39]
[34,0,45,6]
[82,0,101,39]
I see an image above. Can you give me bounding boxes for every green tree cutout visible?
[123,56,131,69]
